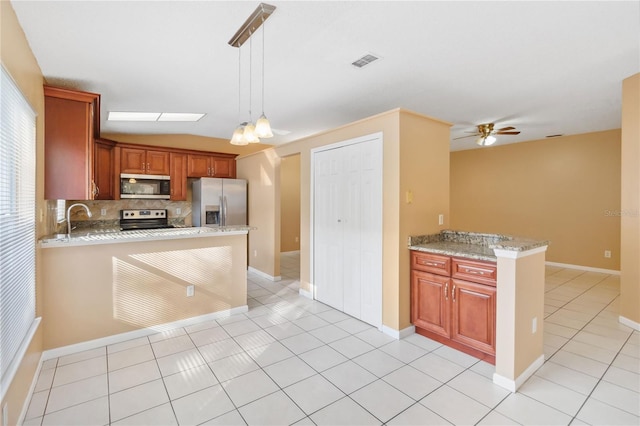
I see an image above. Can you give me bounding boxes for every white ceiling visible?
[11,1,640,151]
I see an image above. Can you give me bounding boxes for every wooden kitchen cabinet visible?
[411,251,497,363]
[93,138,115,200]
[44,85,100,200]
[120,147,170,175]
[170,153,188,201]
[187,153,236,178]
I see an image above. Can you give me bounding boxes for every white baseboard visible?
[42,305,248,361]
[493,354,545,392]
[619,315,640,331]
[18,352,44,426]
[281,250,300,255]
[545,261,620,275]
[381,325,415,340]
[248,266,281,281]
[299,285,313,300]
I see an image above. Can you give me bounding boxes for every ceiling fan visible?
[454,123,521,146]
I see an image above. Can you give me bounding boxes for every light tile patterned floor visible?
[23,253,639,425]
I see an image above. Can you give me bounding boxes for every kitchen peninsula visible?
[409,230,548,392]
[39,227,251,354]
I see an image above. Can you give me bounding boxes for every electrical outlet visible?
[186,285,194,297]
[438,214,444,226]
[100,208,107,216]
[604,250,611,258]
[295,236,299,243]
[532,317,537,333]
[176,208,181,215]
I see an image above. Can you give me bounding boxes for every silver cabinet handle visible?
[445,282,449,300]
[452,285,456,302]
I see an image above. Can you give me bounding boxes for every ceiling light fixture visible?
[228,3,275,146]
[476,135,497,146]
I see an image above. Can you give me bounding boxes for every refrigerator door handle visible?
[223,195,228,226]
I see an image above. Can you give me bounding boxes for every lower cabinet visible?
[411,251,497,363]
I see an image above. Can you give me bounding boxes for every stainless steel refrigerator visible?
[192,178,247,227]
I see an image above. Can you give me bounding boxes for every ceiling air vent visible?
[351,54,379,68]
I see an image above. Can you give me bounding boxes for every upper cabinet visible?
[44,85,101,200]
[120,147,170,175]
[187,153,236,178]
[94,138,116,200]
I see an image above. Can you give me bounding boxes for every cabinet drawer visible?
[452,258,497,286]
[411,251,451,276]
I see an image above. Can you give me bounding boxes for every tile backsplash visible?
[57,199,192,233]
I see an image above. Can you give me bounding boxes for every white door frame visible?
[310,132,383,327]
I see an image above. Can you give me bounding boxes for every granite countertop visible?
[408,230,549,261]
[39,226,254,248]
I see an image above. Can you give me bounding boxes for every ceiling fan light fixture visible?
[477,135,496,146]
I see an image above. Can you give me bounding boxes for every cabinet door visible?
[44,92,95,200]
[411,270,450,338]
[170,153,188,201]
[94,140,115,200]
[450,279,496,355]
[187,154,211,177]
[120,147,146,174]
[211,156,234,178]
[146,150,170,175]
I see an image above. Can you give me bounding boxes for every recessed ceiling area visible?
[10,1,639,151]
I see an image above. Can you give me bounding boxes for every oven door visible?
[120,174,170,199]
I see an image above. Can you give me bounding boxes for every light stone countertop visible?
[408,230,549,261]
[39,226,253,248]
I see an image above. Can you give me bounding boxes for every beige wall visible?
[41,235,247,349]
[620,73,640,325]
[239,108,450,331]
[0,2,46,425]
[451,130,621,270]
[280,155,301,253]
[236,149,281,278]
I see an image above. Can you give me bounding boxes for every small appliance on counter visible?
[192,178,247,227]
[119,209,172,231]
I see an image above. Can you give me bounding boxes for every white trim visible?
[42,306,248,360]
[545,261,620,275]
[619,315,640,331]
[248,266,281,282]
[493,354,545,392]
[299,286,313,300]
[493,246,548,259]
[17,352,44,426]
[0,317,41,402]
[381,325,415,340]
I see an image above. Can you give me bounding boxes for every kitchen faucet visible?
[66,203,92,236]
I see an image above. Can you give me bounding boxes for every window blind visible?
[0,65,38,400]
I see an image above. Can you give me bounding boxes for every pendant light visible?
[255,18,273,138]
[228,3,276,145]
[230,44,248,145]
[244,32,260,144]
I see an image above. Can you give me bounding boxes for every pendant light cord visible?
[237,45,241,125]
[248,32,252,122]
[261,18,266,115]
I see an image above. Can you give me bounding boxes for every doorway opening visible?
[280,154,301,281]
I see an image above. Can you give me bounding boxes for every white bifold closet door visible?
[313,135,382,327]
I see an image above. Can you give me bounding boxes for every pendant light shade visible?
[230,124,248,145]
[243,121,260,143]
[255,114,273,138]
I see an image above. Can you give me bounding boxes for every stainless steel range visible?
[119,209,171,231]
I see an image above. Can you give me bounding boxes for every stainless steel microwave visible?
[120,173,171,199]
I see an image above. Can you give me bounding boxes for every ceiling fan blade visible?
[496,131,520,135]
[452,134,478,140]
[498,126,516,131]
